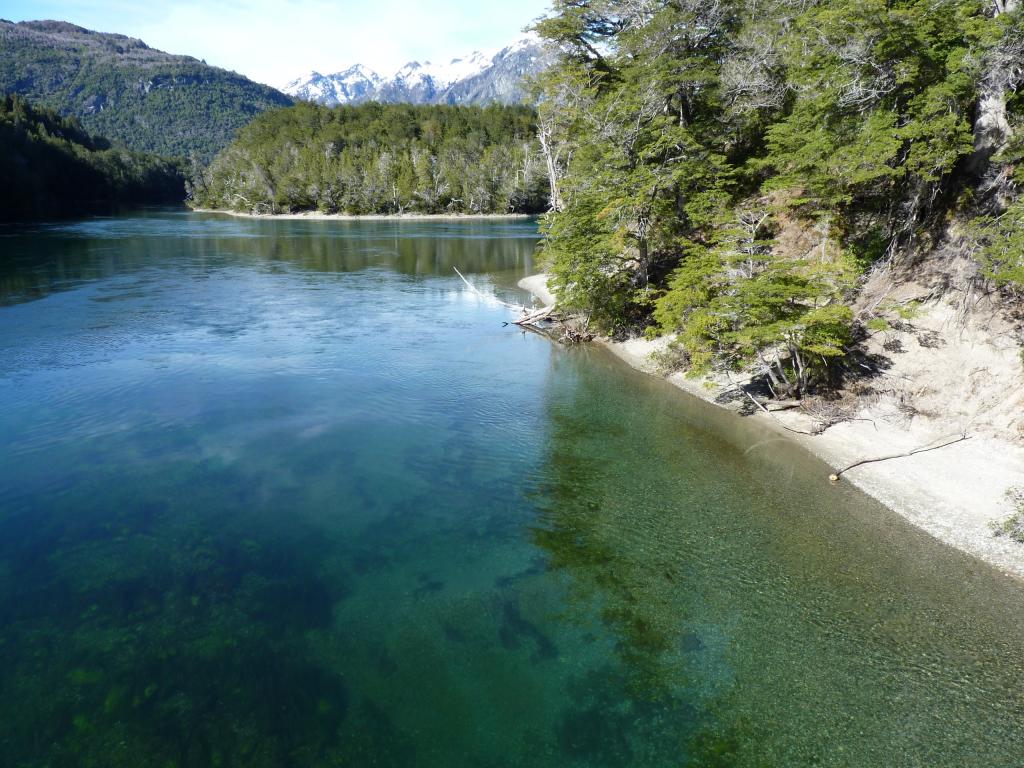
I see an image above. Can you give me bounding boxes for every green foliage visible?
[0,93,184,221]
[190,102,548,215]
[533,0,1007,395]
[895,300,923,320]
[974,199,1024,289]
[534,0,736,330]
[763,0,981,217]
[653,211,855,393]
[0,20,293,161]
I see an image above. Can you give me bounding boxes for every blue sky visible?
[2,0,552,86]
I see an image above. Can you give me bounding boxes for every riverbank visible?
[192,208,535,221]
[519,274,1024,581]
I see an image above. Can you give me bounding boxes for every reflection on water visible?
[0,209,1022,767]
[0,210,539,307]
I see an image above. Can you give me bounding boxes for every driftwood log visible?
[513,304,555,326]
[828,433,971,483]
[721,369,974,483]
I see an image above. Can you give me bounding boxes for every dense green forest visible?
[0,93,184,221]
[533,0,1024,396]
[189,103,549,215]
[0,20,293,161]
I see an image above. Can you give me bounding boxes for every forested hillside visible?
[533,0,1024,397]
[0,93,184,221]
[189,103,549,215]
[0,20,293,161]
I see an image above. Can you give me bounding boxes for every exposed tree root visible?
[724,371,818,435]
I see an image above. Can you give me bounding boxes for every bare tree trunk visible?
[773,354,793,394]
[970,0,1020,173]
[974,90,1013,160]
[637,232,650,287]
[790,343,807,395]
[538,121,565,212]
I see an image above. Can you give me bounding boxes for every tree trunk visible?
[538,122,565,212]
[970,1,1020,173]
[773,354,793,395]
[974,91,1013,161]
[637,235,649,287]
[791,344,807,396]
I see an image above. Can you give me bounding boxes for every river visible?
[0,209,1021,766]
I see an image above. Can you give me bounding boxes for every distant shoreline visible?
[191,208,537,221]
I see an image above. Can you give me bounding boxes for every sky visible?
[2,0,552,87]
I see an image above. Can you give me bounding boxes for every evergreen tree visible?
[533,0,1017,395]
[0,93,184,221]
[190,103,548,216]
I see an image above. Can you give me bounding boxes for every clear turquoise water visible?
[0,210,1022,767]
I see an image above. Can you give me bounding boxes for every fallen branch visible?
[828,433,972,483]
[513,305,555,326]
[765,400,801,412]
[516,320,563,342]
[452,267,588,341]
[453,266,524,311]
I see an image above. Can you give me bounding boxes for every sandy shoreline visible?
[518,274,1024,581]
[192,208,535,221]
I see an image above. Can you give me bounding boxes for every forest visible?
[188,103,550,215]
[532,0,1024,396]
[0,93,184,221]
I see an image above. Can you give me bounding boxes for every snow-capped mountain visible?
[284,64,381,107]
[441,38,546,106]
[283,37,547,107]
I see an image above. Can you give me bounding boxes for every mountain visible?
[0,20,293,161]
[283,37,547,107]
[441,40,549,105]
[285,65,381,106]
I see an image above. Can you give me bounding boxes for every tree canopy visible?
[0,93,184,221]
[189,103,549,216]
[533,0,1024,395]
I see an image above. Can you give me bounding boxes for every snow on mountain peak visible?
[336,64,381,85]
[424,49,494,86]
[282,35,547,107]
[285,70,322,89]
[340,63,379,77]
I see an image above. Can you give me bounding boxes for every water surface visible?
[1,210,1022,767]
